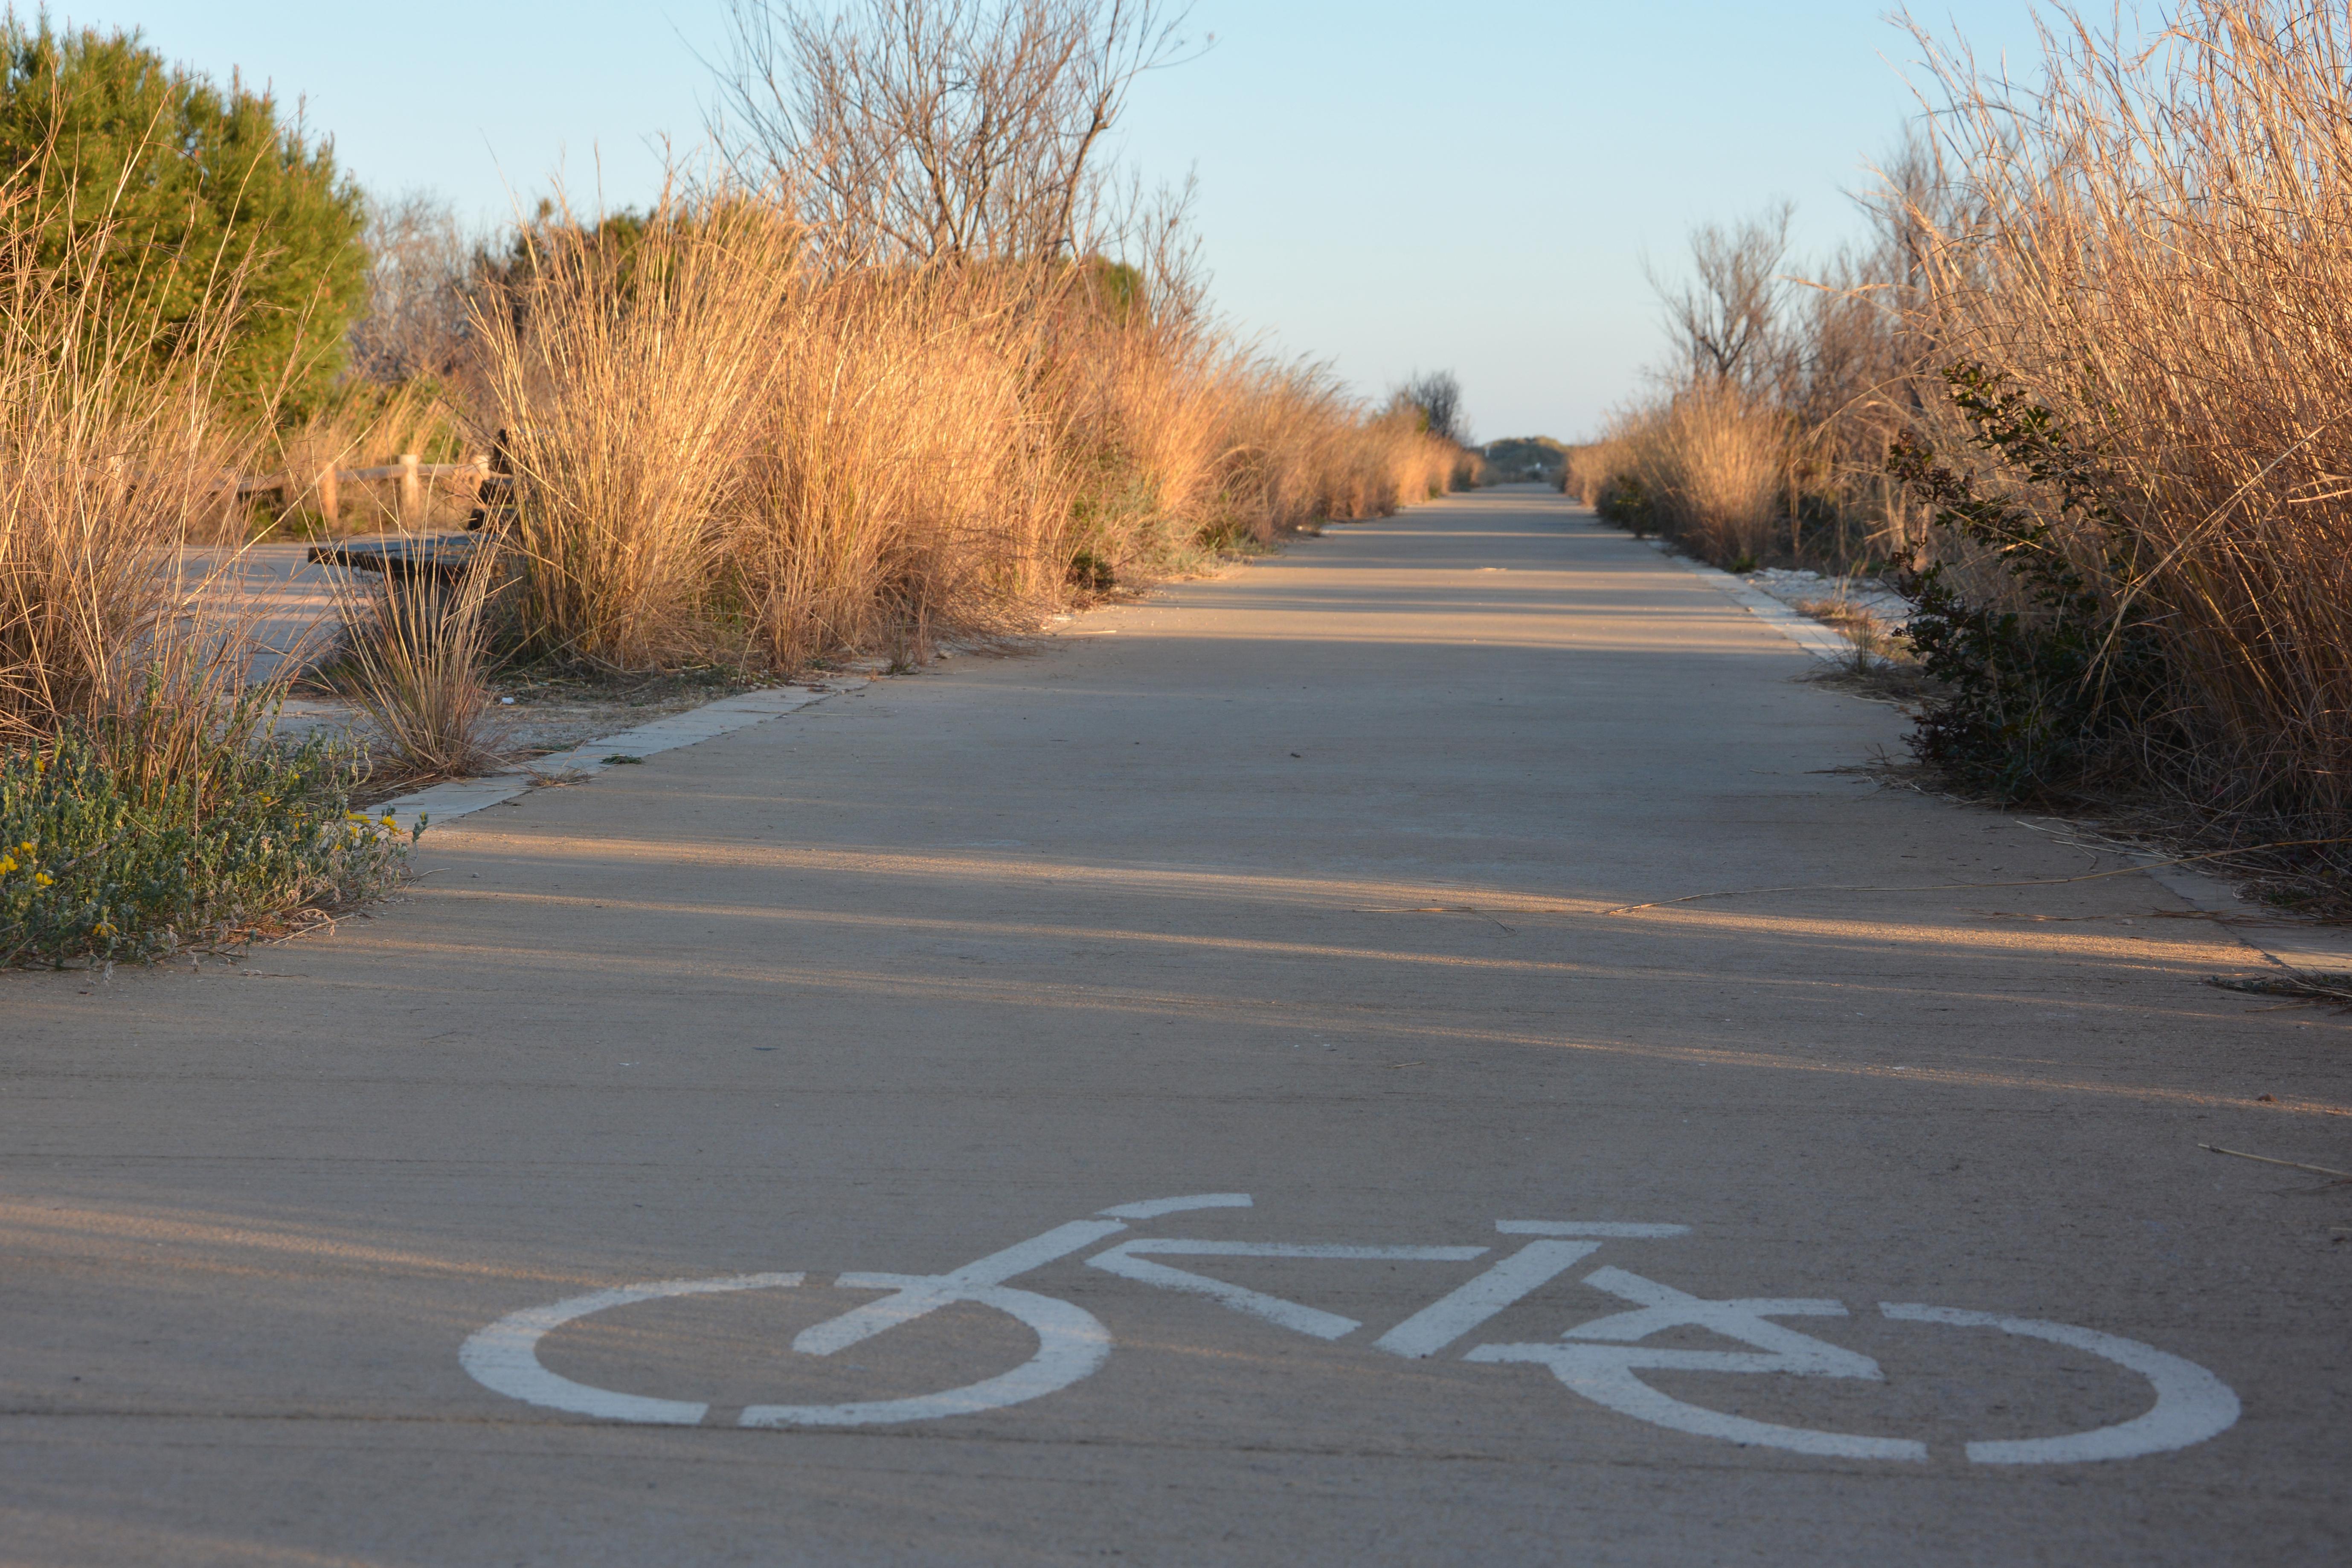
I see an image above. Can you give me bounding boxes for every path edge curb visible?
[1629,531,1853,662]
[375,679,869,836]
[1594,512,2352,979]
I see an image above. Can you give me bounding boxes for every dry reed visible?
[0,178,278,788]
[465,186,1469,676]
[1906,0,2352,841]
[0,153,420,964]
[473,195,803,668]
[331,559,509,780]
[1607,384,1791,565]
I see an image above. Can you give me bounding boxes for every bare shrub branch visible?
[348,190,476,383]
[1648,202,1795,393]
[713,0,1196,263]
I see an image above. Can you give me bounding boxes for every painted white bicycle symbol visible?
[461,1193,2239,1464]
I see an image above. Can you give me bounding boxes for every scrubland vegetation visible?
[467,197,1463,674]
[1576,1,2352,908]
[0,21,408,961]
[0,1,1470,964]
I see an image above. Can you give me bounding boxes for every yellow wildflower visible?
[33,871,52,887]
[0,856,15,875]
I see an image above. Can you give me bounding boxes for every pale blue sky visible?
[46,1,2049,438]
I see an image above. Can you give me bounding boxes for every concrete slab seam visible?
[372,679,869,835]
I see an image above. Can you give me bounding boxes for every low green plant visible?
[1594,474,1652,535]
[0,720,414,968]
[1888,365,2165,800]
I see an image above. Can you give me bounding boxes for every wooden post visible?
[317,463,340,528]
[398,452,421,524]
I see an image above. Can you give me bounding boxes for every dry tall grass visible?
[474,198,803,668]
[1574,170,1929,570]
[1597,385,1791,564]
[1906,0,2352,837]
[466,189,1469,675]
[331,560,508,779]
[1586,1,2352,883]
[0,181,275,786]
[0,162,421,967]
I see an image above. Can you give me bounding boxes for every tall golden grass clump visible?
[473,197,803,669]
[1905,0,2352,832]
[431,0,1473,678]
[333,560,508,780]
[1563,436,1623,509]
[465,192,1470,675]
[1207,363,1435,543]
[1603,385,1791,564]
[735,261,1074,670]
[1574,195,1925,571]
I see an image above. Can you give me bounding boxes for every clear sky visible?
[49,1,2051,441]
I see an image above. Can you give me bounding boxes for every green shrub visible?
[1888,366,2166,800]
[0,17,368,417]
[0,723,412,967]
[1594,473,1652,534]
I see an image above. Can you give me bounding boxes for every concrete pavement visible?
[6,489,2347,1564]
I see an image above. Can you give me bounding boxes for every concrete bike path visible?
[5,490,2346,1564]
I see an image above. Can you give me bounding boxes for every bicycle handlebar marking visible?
[1468,1266,1929,1462]
[457,1194,2241,1463]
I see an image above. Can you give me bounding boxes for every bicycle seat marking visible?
[458,1193,2239,1463]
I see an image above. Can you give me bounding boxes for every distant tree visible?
[348,190,474,383]
[0,17,368,415]
[1399,369,1467,444]
[715,0,1195,264]
[1648,202,1793,394]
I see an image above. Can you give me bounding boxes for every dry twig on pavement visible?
[2198,1144,2352,1182]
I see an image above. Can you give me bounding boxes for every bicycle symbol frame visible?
[460,1192,2239,1464]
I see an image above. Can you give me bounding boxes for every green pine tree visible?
[0,16,367,416]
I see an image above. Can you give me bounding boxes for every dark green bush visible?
[1889,366,2166,801]
[1595,474,1653,535]
[0,723,412,967]
[0,17,368,417]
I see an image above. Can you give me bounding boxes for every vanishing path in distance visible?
[7,488,2344,1564]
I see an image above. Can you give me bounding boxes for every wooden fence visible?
[233,454,495,528]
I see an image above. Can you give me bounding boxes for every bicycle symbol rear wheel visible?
[459,1270,1112,1428]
